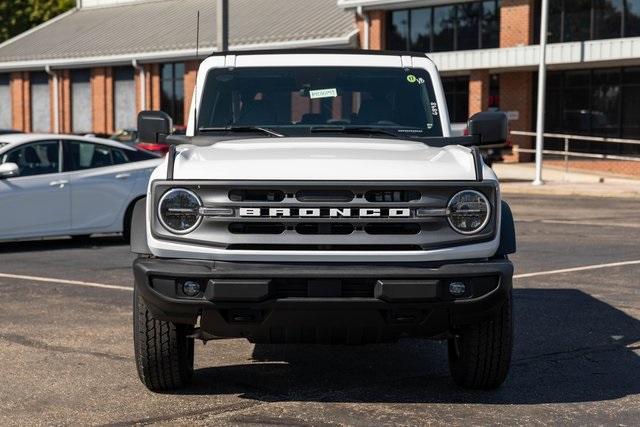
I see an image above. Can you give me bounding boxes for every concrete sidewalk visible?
[493,163,640,198]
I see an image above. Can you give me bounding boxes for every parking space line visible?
[514,259,640,279]
[1,259,639,292]
[0,273,132,292]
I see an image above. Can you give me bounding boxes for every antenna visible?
[193,10,201,135]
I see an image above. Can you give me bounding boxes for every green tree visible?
[0,0,75,43]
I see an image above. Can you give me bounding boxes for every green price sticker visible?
[406,74,417,83]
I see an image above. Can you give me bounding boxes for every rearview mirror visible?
[0,162,19,179]
[467,112,508,145]
[138,111,173,144]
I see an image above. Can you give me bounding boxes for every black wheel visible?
[448,292,513,389]
[122,206,134,243]
[133,288,194,391]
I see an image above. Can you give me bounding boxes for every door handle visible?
[49,180,68,187]
[115,173,131,179]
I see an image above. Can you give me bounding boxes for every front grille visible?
[152,181,497,251]
[271,278,376,298]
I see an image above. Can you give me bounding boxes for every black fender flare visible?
[497,200,516,256]
[130,197,151,255]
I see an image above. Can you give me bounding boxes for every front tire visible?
[448,291,513,389]
[133,288,194,391]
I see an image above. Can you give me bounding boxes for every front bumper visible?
[134,257,513,343]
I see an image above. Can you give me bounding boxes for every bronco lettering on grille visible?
[238,207,411,218]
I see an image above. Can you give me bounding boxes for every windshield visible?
[197,66,443,137]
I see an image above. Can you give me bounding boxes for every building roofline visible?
[0,30,359,72]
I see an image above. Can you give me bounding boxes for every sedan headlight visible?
[447,190,490,234]
[158,188,202,234]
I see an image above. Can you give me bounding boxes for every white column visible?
[533,0,549,186]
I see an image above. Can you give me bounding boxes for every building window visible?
[387,1,500,53]
[160,63,185,126]
[71,69,92,134]
[113,67,136,131]
[0,74,11,129]
[542,66,640,155]
[442,76,469,123]
[537,0,640,43]
[489,74,500,109]
[31,72,51,133]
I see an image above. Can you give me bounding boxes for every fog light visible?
[449,282,466,296]
[182,281,201,297]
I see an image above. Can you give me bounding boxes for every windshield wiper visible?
[309,126,403,138]
[198,126,284,137]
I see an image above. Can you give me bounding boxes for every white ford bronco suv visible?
[130,50,516,392]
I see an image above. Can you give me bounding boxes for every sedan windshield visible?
[197,66,443,137]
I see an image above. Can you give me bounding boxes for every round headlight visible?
[447,190,490,235]
[158,188,202,234]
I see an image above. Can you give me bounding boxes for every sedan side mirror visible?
[138,111,173,144]
[467,112,508,145]
[0,162,19,179]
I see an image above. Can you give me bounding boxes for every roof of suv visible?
[209,48,431,59]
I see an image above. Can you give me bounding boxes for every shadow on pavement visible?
[0,236,126,253]
[182,289,640,404]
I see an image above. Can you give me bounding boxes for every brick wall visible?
[10,72,30,132]
[183,60,199,126]
[60,70,72,133]
[501,71,534,159]
[469,70,490,116]
[357,10,385,49]
[91,67,114,134]
[500,0,535,160]
[500,0,534,47]
[149,64,161,110]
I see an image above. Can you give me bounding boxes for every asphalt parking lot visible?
[1,194,639,426]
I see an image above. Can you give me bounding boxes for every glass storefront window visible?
[387,1,500,53]
[622,68,640,140]
[160,63,185,126]
[433,5,455,52]
[410,8,431,51]
[537,0,638,42]
[442,76,469,123]
[388,10,409,50]
[457,2,482,51]
[563,0,592,41]
[543,67,640,154]
[481,1,499,48]
[594,0,623,40]
[626,0,640,37]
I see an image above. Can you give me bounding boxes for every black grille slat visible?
[364,224,421,235]
[295,190,354,202]
[271,279,376,298]
[229,223,286,234]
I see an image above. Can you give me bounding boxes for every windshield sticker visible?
[406,74,417,83]
[431,102,439,116]
[309,88,338,99]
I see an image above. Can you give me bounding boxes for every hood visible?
[170,137,478,181]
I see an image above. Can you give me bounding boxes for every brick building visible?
[342,0,640,156]
[0,0,358,134]
[1,0,640,158]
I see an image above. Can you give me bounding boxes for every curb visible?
[500,183,640,199]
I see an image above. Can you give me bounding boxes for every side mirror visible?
[467,112,508,145]
[0,162,19,179]
[137,111,173,144]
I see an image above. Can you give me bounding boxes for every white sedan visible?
[0,133,162,242]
